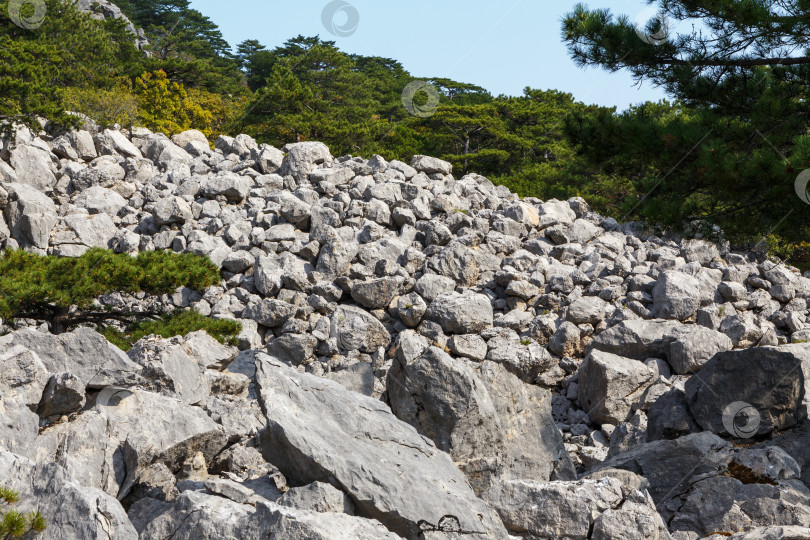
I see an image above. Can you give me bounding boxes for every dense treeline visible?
[1,0,808,265]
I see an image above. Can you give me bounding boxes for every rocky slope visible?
[1,123,810,539]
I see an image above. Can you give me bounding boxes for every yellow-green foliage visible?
[134,70,213,137]
[64,81,139,130]
[0,486,46,538]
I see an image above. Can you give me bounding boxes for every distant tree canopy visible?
[561,1,810,255]
[2,0,808,265]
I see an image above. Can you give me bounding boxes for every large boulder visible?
[685,345,810,438]
[9,144,57,191]
[127,336,209,404]
[129,491,400,540]
[589,319,681,360]
[280,142,332,179]
[0,327,140,390]
[663,325,733,374]
[330,305,391,353]
[2,182,57,249]
[255,355,507,539]
[0,448,138,540]
[425,291,494,334]
[73,185,127,216]
[410,155,452,175]
[577,350,656,424]
[485,475,671,539]
[652,271,701,321]
[35,389,227,498]
[387,344,576,495]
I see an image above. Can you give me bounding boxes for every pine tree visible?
[561,1,810,252]
[0,248,229,336]
[0,486,46,539]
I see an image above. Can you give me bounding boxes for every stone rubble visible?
[1,123,810,538]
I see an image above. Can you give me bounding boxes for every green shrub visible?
[102,309,241,351]
[101,310,242,351]
[0,486,46,538]
[0,248,221,334]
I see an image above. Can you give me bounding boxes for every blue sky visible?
[188,0,670,111]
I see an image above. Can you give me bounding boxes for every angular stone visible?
[0,449,138,540]
[685,345,810,438]
[255,356,507,539]
[577,350,655,424]
[410,155,452,175]
[652,271,701,321]
[388,347,575,495]
[425,291,493,334]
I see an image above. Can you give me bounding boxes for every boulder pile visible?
[1,123,810,539]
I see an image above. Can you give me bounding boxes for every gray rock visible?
[35,388,226,498]
[251,144,285,173]
[152,196,193,226]
[64,212,117,248]
[431,242,480,286]
[96,128,142,158]
[577,350,655,424]
[351,277,400,309]
[171,129,209,149]
[72,185,126,216]
[128,336,210,404]
[0,448,138,540]
[330,305,391,353]
[589,319,681,360]
[3,182,58,249]
[647,389,699,441]
[280,141,332,179]
[0,327,140,389]
[727,527,810,540]
[425,291,493,334]
[200,173,251,202]
[129,491,399,540]
[685,345,810,438]
[9,144,57,191]
[652,271,701,320]
[414,273,457,301]
[567,295,608,325]
[396,292,427,327]
[448,334,488,361]
[255,355,507,539]
[243,298,296,328]
[591,432,733,521]
[38,372,86,417]
[485,475,670,540]
[316,237,358,278]
[254,255,283,296]
[410,155,452,175]
[0,345,49,408]
[663,325,733,374]
[278,481,355,514]
[266,333,317,365]
[388,346,575,496]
